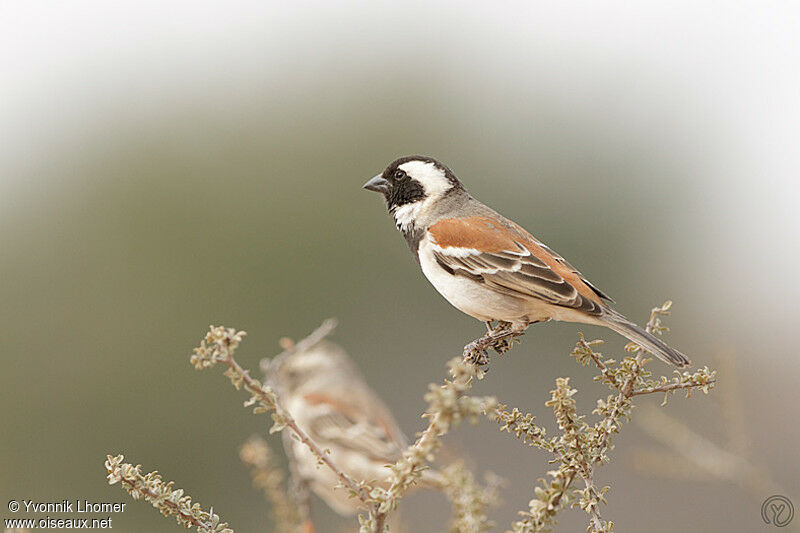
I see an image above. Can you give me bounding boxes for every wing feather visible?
[302,392,406,462]
[428,216,612,315]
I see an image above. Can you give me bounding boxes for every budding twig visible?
[104,454,232,533]
[498,302,715,533]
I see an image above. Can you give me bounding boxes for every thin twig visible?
[120,479,213,529]
[118,478,211,529]
[370,356,492,529]
[578,335,620,390]
[630,380,707,397]
[371,408,450,526]
[581,474,605,531]
[105,454,232,532]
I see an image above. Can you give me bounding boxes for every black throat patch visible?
[386,178,425,209]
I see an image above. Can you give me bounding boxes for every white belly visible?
[418,239,545,324]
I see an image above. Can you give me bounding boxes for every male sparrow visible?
[269,339,408,515]
[363,155,690,368]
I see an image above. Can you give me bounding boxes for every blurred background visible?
[2,1,799,531]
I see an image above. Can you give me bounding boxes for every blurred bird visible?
[270,339,408,515]
[363,155,690,367]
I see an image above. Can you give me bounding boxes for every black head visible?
[362,156,464,212]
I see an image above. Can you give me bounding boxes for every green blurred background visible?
[2,2,799,532]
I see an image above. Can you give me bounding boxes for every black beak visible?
[363,174,390,194]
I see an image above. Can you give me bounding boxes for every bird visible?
[270,338,409,515]
[363,155,690,368]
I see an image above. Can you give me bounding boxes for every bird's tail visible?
[603,312,691,368]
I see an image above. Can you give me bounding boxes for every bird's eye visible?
[394,169,406,180]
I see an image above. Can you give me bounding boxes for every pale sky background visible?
[3,1,799,319]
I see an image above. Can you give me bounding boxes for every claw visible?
[463,338,492,366]
[464,321,526,365]
[473,350,490,366]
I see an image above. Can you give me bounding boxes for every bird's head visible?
[273,340,353,394]
[363,156,464,232]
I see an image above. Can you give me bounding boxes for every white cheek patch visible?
[392,202,422,231]
[398,160,452,198]
[392,161,453,231]
[391,160,454,231]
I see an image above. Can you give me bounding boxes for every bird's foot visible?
[463,322,522,367]
[463,342,491,366]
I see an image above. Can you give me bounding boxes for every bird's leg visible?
[488,321,520,355]
[463,320,499,366]
[463,321,525,366]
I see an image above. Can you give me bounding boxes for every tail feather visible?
[604,313,691,368]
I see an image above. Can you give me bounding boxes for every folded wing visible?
[302,391,407,462]
[428,216,613,316]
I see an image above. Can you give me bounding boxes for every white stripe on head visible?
[398,160,453,199]
[390,159,457,232]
